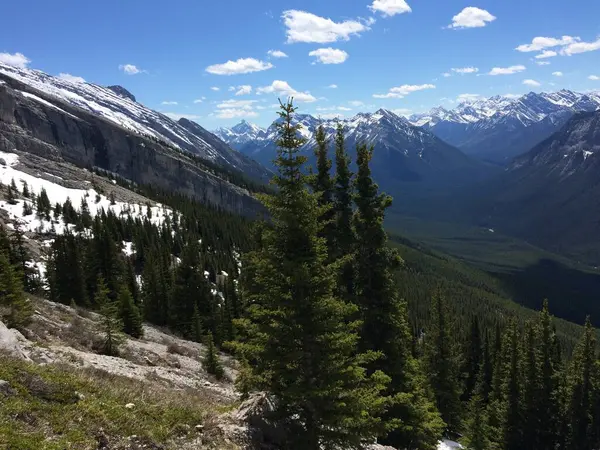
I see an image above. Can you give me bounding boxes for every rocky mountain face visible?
[214,120,267,151]
[0,65,263,216]
[472,110,600,262]
[410,90,600,164]
[217,109,491,194]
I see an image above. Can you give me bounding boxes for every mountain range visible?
[215,109,491,194]
[472,110,600,262]
[409,90,600,163]
[0,62,267,216]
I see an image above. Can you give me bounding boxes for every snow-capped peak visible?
[409,90,600,128]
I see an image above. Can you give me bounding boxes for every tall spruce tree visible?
[95,278,124,356]
[331,122,355,297]
[566,317,597,450]
[502,319,522,450]
[118,286,143,338]
[424,291,463,432]
[353,142,443,448]
[233,100,389,450]
[311,124,335,253]
[463,316,482,401]
[536,300,561,450]
[0,251,32,329]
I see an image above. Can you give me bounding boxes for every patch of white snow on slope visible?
[438,439,463,450]
[20,91,80,119]
[0,151,173,234]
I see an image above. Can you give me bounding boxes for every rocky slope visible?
[0,67,264,216]
[471,110,600,263]
[409,90,600,163]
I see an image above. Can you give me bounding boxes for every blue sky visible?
[1,0,600,128]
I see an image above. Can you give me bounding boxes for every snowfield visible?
[0,151,173,235]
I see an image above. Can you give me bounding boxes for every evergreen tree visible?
[566,317,597,450]
[191,303,203,343]
[502,319,522,450]
[311,124,335,252]
[463,316,482,401]
[203,332,224,380]
[96,278,124,356]
[6,182,17,205]
[0,251,32,328]
[118,286,143,338]
[480,332,494,403]
[536,300,561,450]
[353,142,443,448]
[233,100,389,450]
[36,188,51,220]
[331,122,355,297]
[463,393,491,450]
[424,291,463,432]
[21,182,29,198]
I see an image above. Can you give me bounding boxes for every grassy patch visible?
[0,354,236,449]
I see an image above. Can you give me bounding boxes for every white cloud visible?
[119,64,144,75]
[256,80,317,103]
[308,48,349,64]
[488,65,526,76]
[391,108,412,116]
[337,106,352,111]
[320,113,345,119]
[228,86,236,92]
[210,87,220,91]
[235,85,252,96]
[523,79,541,87]
[161,101,178,105]
[451,67,479,74]
[163,113,201,120]
[282,10,372,44]
[58,73,85,83]
[535,61,551,66]
[216,99,257,109]
[349,100,364,107]
[368,0,411,17]
[535,50,557,59]
[442,72,451,77]
[214,99,259,119]
[373,83,435,99]
[206,58,273,75]
[589,75,600,81]
[0,52,30,68]
[216,109,259,119]
[193,99,203,103]
[561,37,600,55]
[448,7,496,29]
[327,84,338,89]
[457,93,483,102]
[516,36,579,52]
[552,72,563,77]
[267,50,288,58]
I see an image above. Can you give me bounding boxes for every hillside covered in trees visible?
[1,100,600,449]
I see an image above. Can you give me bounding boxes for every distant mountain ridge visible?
[408,90,600,163]
[216,109,493,193]
[471,110,600,263]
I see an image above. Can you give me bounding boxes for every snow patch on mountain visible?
[0,151,173,235]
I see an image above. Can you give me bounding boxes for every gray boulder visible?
[0,319,30,360]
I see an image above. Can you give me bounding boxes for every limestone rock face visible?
[0,73,263,217]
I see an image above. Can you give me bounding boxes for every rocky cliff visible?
[0,74,261,216]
